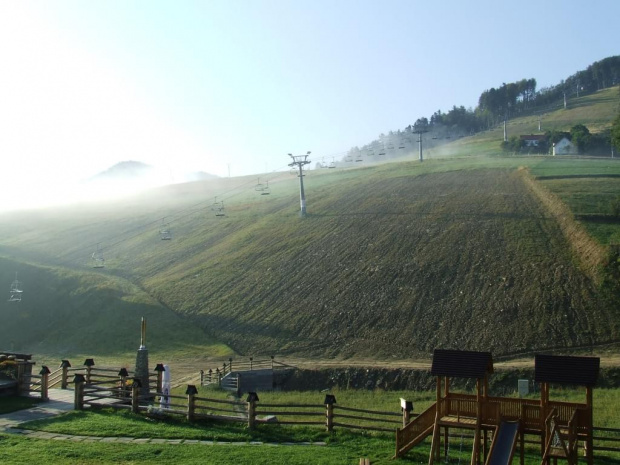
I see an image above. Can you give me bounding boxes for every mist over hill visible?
[90,160,217,184]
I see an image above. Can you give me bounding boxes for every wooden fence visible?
[73,374,410,434]
[12,356,620,457]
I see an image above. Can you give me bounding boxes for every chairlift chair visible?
[159,218,172,240]
[211,198,226,217]
[260,180,271,195]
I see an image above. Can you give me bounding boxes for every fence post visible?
[73,374,85,410]
[39,366,50,401]
[250,357,253,371]
[60,360,71,389]
[186,385,198,422]
[16,362,24,395]
[236,373,242,397]
[229,357,233,373]
[118,368,129,398]
[208,369,212,384]
[271,355,274,370]
[216,368,221,386]
[84,358,95,384]
[400,398,413,427]
[324,394,336,432]
[200,370,204,386]
[155,364,165,393]
[247,392,259,429]
[131,378,141,414]
[223,362,227,375]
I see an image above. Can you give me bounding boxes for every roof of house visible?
[519,134,546,141]
[431,349,494,379]
[534,354,600,387]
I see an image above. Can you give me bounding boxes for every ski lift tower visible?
[288,151,311,217]
[412,122,429,162]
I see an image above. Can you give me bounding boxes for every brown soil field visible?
[149,168,620,359]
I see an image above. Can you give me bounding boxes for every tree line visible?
[347,55,620,160]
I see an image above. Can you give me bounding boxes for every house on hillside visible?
[553,137,577,156]
[520,134,546,147]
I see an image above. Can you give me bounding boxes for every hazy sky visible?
[1,0,619,209]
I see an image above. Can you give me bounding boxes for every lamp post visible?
[288,151,311,217]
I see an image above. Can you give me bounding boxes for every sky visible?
[0,0,619,210]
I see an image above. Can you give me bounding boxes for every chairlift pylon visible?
[91,243,105,268]
[8,272,22,302]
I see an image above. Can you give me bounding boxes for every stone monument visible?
[134,317,150,398]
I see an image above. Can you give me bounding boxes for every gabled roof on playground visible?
[431,349,494,379]
[534,354,600,387]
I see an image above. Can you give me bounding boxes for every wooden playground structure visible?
[395,349,600,465]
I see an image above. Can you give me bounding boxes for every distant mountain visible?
[90,161,218,184]
[91,161,154,181]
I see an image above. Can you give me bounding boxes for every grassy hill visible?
[1,89,620,361]
[428,86,620,158]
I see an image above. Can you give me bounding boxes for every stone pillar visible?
[135,348,150,399]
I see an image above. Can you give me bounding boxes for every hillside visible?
[1,153,620,360]
[429,87,620,158]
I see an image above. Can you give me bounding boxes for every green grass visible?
[1,431,618,465]
[12,392,620,465]
[3,156,620,359]
[0,396,41,414]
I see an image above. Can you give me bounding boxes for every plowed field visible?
[146,168,620,358]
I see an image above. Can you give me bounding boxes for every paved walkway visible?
[0,389,74,432]
[0,389,326,447]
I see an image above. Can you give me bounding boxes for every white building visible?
[553,137,577,156]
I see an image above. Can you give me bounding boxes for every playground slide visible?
[485,421,520,465]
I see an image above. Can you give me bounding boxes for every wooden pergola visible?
[429,349,494,465]
[535,354,599,465]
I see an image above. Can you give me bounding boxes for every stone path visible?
[0,389,326,447]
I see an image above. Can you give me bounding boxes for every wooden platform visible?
[439,415,478,427]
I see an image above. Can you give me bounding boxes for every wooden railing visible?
[200,357,292,386]
[395,402,436,457]
[75,380,409,435]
